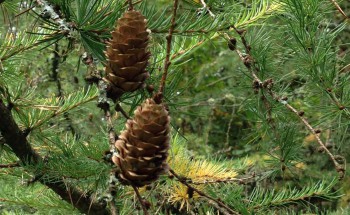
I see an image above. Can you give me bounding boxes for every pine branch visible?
[284,103,345,178]
[249,180,338,211]
[171,40,205,60]
[52,43,62,97]
[207,200,231,215]
[34,0,70,33]
[97,79,119,214]
[50,43,76,136]
[155,0,179,103]
[97,81,116,148]
[324,89,350,117]
[0,30,51,62]
[150,1,279,35]
[169,168,240,215]
[184,174,255,185]
[28,86,98,130]
[168,140,238,184]
[230,26,345,179]
[0,99,109,215]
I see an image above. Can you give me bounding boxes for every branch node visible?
[114,103,130,119]
[227,38,237,51]
[339,105,345,110]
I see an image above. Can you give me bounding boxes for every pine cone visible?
[113,99,170,187]
[105,10,150,101]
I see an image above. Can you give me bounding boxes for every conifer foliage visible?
[0,0,350,214]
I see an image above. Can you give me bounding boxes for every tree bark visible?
[0,99,110,215]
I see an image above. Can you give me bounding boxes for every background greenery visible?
[1,0,350,214]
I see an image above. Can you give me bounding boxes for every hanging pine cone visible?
[105,10,150,101]
[112,99,170,187]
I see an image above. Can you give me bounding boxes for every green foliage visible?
[248,179,339,213]
[0,175,77,214]
[12,86,98,130]
[1,0,350,214]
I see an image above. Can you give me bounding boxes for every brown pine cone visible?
[105,10,150,101]
[113,99,170,187]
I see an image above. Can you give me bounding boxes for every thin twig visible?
[102,104,116,146]
[339,63,350,73]
[207,200,231,215]
[325,90,349,114]
[109,199,118,215]
[284,103,344,178]
[0,162,20,168]
[154,199,167,214]
[30,94,98,130]
[151,22,240,34]
[329,0,349,20]
[225,105,235,146]
[51,43,76,136]
[133,0,143,6]
[123,0,142,8]
[96,81,115,146]
[184,175,255,185]
[155,0,179,103]
[108,174,119,215]
[97,80,115,144]
[0,39,45,62]
[213,146,233,156]
[169,168,240,215]
[115,103,130,119]
[200,0,215,18]
[171,40,205,60]
[132,185,149,215]
[127,0,133,10]
[97,81,119,214]
[205,75,235,88]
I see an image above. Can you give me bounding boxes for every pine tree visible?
[0,0,349,214]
